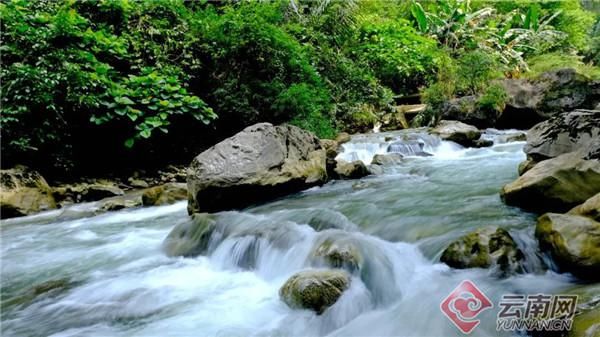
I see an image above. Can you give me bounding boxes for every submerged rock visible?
[0,166,57,219]
[162,213,217,257]
[569,193,600,221]
[501,152,600,213]
[269,208,357,232]
[335,132,351,145]
[386,140,432,157]
[371,153,404,166]
[473,138,494,148]
[535,213,600,280]
[98,195,142,211]
[310,237,363,272]
[431,120,481,147]
[187,123,327,214]
[334,160,370,180]
[440,227,524,275]
[279,269,350,314]
[142,183,187,206]
[3,278,72,308]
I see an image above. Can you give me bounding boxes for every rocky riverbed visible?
[3,119,599,336]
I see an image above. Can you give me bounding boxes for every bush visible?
[457,51,501,95]
[526,53,600,79]
[192,2,331,134]
[273,83,336,138]
[354,17,440,94]
[477,84,508,114]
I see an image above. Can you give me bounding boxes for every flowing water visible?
[0,129,593,337]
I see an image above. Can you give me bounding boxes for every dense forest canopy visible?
[1,0,598,177]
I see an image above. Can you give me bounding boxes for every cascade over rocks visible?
[187,123,327,214]
[501,152,600,213]
[162,213,217,257]
[279,269,351,314]
[535,213,600,280]
[440,227,524,275]
[0,166,57,218]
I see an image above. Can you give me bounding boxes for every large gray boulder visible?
[498,69,600,128]
[536,213,600,280]
[524,109,599,165]
[440,227,524,275]
[279,269,350,314]
[501,152,600,212]
[431,120,481,147]
[1,166,57,218]
[187,123,327,213]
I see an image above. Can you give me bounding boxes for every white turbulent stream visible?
[0,129,587,337]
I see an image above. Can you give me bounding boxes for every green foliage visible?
[1,0,597,176]
[94,68,216,148]
[477,84,507,113]
[194,2,330,132]
[354,17,440,93]
[457,51,500,95]
[526,53,600,80]
[274,83,335,138]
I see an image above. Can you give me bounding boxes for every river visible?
[1,128,593,337]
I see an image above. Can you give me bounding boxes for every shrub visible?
[526,53,600,79]
[273,83,336,139]
[457,51,501,95]
[477,84,508,114]
[355,17,440,94]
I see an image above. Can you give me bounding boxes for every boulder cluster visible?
[500,109,600,281]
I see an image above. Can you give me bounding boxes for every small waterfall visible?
[336,128,527,165]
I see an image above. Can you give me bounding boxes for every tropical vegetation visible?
[1,0,598,177]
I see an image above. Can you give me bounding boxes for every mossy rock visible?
[310,237,363,272]
[279,269,350,314]
[569,193,600,221]
[535,213,600,280]
[142,183,187,206]
[334,160,369,180]
[162,213,217,257]
[0,166,57,218]
[3,278,72,308]
[441,227,524,275]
